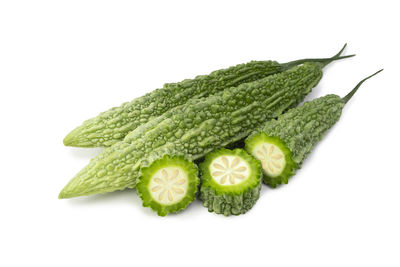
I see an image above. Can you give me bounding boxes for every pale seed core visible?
[252,143,285,177]
[209,155,250,186]
[148,166,188,205]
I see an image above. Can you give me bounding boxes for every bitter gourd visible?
[136,155,199,216]
[63,45,350,147]
[199,148,262,216]
[245,70,383,187]
[59,59,350,199]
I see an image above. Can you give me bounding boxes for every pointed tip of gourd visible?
[58,184,74,199]
[63,127,92,147]
[342,69,383,104]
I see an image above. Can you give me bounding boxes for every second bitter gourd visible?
[245,70,382,187]
[63,45,349,147]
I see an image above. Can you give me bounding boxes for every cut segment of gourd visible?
[137,155,199,216]
[245,132,296,187]
[199,148,262,216]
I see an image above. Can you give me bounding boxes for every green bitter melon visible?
[245,70,383,187]
[63,45,350,147]
[199,148,262,216]
[136,155,199,216]
[59,58,350,199]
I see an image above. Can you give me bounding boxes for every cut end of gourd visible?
[209,155,251,186]
[199,148,262,216]
[252,142,286,177]
[137,155,199,216]
[245,132,296,187]
[148,166,189,205]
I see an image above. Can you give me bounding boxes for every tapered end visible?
[63,127,96,147]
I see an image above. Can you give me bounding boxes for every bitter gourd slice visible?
[136,155,199,216]
[59,58,350,199]
[199,148,262,216]
[245,133,296,187]
[245,70,383,187]
[63,45,350,147]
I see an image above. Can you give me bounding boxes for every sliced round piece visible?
[137,155,200,216]
[199,148,262,216]
[245,132,296,187]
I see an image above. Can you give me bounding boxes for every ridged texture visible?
[64,61,285,147]
[259,95,344,167]
[59,63,323,199]
[200,183,261,216]
[199,148,262,216]
[137,155,200,216]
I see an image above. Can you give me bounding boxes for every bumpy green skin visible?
[63,61,286,147]
[137,155,200,216]
[59,63,323,199]
[199,149,262,216]
[245,133,297,187]
[247,94,345,187]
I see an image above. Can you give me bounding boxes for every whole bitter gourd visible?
[63,45,350,147]
[245,70,383,187]
[137,155,200,216]
[59,59,349,199]
[199,148,262,216]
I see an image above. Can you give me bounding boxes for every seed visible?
[170,169,179,180]
[233,173,245,179]
[174,179,186,185]
[151,186,162,192]
[268,162,274,173]
[172,187,184,194]
[221,156,229,168]
[161,169,168,179]
[234,166,247,172]
[220,175,227,184]
[269,145,275,156]
[212,171,225,177]
[262,145,268,155]
[230,157,240,168]
[154,177,164,184]
[229,175,235,184]
[256,151,264,157]
[262,162,268,170]
[272,161,281,168]
[159,190,166,201]
[272,154,283,160]
[213,163,225,170]
[168,190,173,201]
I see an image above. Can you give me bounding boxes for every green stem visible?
[282,44,355,69]
[342,69,383,104]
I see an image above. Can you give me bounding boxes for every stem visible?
[342,69,383,104]
[282,44,355,69]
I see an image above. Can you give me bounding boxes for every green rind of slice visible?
[199,148,262,216]
[245,132,297,188]
[137,155,200,216]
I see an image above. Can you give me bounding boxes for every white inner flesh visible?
[148,166,188,205]
[252,143,286,177]
[209,155,250,186]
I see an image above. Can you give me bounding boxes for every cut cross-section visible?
[148,167,188,205]
[245,132,296,187]
[137,155,199,216]
[199,148,262,216]
[252,143,285,177]
[209,155,250,185]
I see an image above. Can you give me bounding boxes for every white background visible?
[1,0,399,266]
